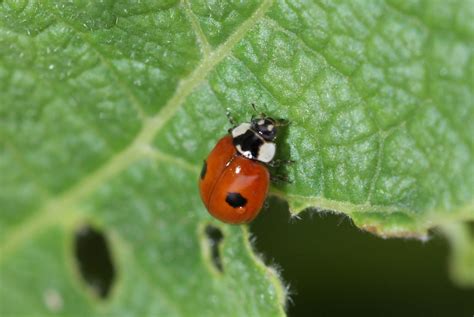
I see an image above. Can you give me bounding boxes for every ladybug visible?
[199,111,288,224]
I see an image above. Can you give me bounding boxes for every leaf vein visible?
[0,0,274,261]
[365,131,386,204]
[182,0,212,56]
[44,5,149,120]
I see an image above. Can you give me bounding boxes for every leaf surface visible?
[1,0,473,315]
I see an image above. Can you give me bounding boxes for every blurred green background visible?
[251,197,474,316]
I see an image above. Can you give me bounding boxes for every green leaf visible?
[1,0,473,315]
[442,223,474,287]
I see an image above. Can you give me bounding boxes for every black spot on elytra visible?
[204,225,224,272]
[74,225,115,298]
[200,160,207,180]
[225,192,248,208]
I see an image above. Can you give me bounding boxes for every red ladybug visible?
[199,113,286,224]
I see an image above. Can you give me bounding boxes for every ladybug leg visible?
[276,118,290,127]
[268,160,295,184]
[226,108,237,127]
[271,174,293,184]
[268,159,295,168]
[269,159,294,183]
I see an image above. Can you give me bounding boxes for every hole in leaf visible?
[74,225,115,298]
[204,224,224,272]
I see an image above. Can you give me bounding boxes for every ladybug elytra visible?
[199,111,288,224]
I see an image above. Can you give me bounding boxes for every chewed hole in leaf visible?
[204,224,224,272]
[74,225,115,298]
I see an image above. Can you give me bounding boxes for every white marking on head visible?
[267,124,274,131]
[231,123,251,138]
[258,119,265,125]
[257,142,276,163]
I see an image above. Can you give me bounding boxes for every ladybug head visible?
[251,116,278,141]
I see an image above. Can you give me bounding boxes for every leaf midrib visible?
[3,0,473,259]
[0,0,274,262]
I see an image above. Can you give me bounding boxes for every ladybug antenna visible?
[250,102,257,112]
[225,108,236,127]
[250,102,269,119]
